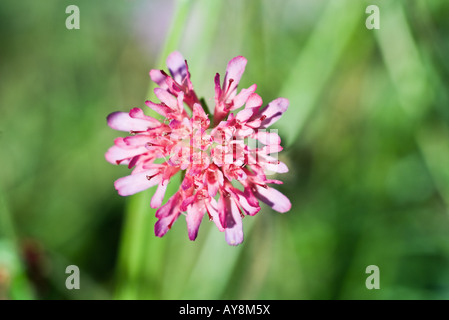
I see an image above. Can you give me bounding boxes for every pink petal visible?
[231,84,257,110]
[236,127,254,138]
[181,174,194,191]
[222,56,247,97]
[145,100,173,117]
[154,192,182,237]
[193,103,207,121]
[254,185,291,213]
[131,154,159,173]
[176,91,185,113]
[236,190,260,216]
[218,191,242,229]
[211,124,234,144]
[254,131,281,146]
[107,111,157,132]
[262,144,283,154]
[236,108,256,123]
[155,191,181,218]
[205,197,224,232]
[225,224,244,246]
[181,194,196,212]
[121,135,153,148]
[245,93,263,109]
[205,165,223,197]
[166,51,187,84]
[129,108,160,125]
[257,98,289,129]
[114,170,161,196]
[149,69,169,90]
[154,88,178,110]
[214,73,222,100]
[105,145,148,165]
[263,157,289,173]
[186,202,206,241]
[218,193,228,228]
[265,179,284,184]
[150,180,168,209]
[224,198,244,246]
[207,182,219,198]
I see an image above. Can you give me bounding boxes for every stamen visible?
[225,79,234,96]
[207,212,213,221]
[146,173,159,180]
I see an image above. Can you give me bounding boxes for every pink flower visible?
[106,51,291,246]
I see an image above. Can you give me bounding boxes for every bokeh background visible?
[1,0,449,300]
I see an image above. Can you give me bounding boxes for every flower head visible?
[106,51,291,246]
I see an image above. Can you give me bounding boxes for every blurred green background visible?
[1,0,449,300]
